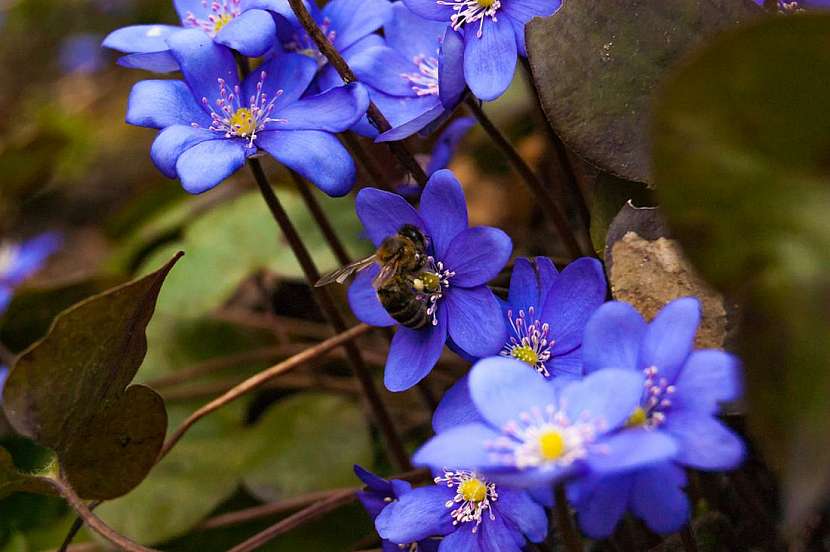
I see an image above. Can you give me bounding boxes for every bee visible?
[315,224,438,329]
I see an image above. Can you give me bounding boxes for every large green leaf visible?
[2,254,181,500]
[652,15,830,529]
[527,0,761,184]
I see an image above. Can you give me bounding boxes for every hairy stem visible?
[285,0,427,186]
[554,484,583,552]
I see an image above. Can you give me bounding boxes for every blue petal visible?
[630,462,690,535]
[347,265,396,327]
[173,0,210,21]
[117,51,180,73]
[103,24,180,53]
[1,233,62,286]
[375,103,446,142]
[445,286,505,358]
[215,9,276,57]
[549,347,582,378]
[528,485,554,508]
[539,257,607,356]
[432,374,486,433]
[386,2,448,61]
[663,413,745,471]
[243,53,317,107]
[367,91,441,138]
[150,125,217,178]
[355,188,425,247]
[0,365,8,398]
[506,258,541,314]
[420,169,468,259]
[570,474,632,539]
[443,227,512,288]
[317,33,388,94]
[478,514,524,552]
[244,0,296,20]
[463,18,517,101]
[438,27,466,109]
[350,46,419,97]
[639,297,700,382]
[560,369,644,432]
[426,117,475,175]
[126,80,210,129]
[272,83,369,132]
[497,488,548,542]
[354,464,394,494]
[413,423,502,470]
[175,139,247,194]
[167,29,239,106]
[535,257,558,298]
[256,130,355,196]
[581,301,647,374]
[376,485,456,543]
[323,0,393,52]
[672,350,742,415]
[510,16,527,58]
[501,0,562,23]
[385,308,447,391]
[0,288,11,314]
[586,428,678,475]
[469,357,557,429]
[402,0,452,21]
[438,526,482,552]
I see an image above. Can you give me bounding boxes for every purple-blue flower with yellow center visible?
[402,0,561,101]
[126,30,369,196]
[0,233,62,314]
[567,298,745,538]
[347,169,511,392]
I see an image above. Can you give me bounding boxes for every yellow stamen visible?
[477,0,496,6]
[420,272,441,293]
[213,13,234,33]
[458,478,487,502]
[538,430,565,460]
[229,108,256,137]
[510,344,538,367]
[627,406,647,428]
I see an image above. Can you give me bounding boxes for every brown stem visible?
[157,323,372,462]
[199,488,350,530]
[680,526,699,552]
[290,170,352,266]
[465,97,585,259]
[764,0,778,9]
[340,132,388,189]
[554,484,583,552]
[248,159,412,471]
[147,345,289,389]
[285,0,428,186]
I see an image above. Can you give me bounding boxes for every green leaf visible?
[527,0,762,184]
[0,449,56,500]
[652,15,830,529]
[2,254,182,500]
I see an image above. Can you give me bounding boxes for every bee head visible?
[397,224,428,252]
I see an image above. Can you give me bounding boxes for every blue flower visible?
[126,30,369,196]
[403,0,561,101]
[375,466,547,551]
[354,466,441,551]
[347,169,511,391]
[568,298,745,538]
[499,256,606,379]
[346,2,466,141]
[753,0,830,10]
[0,233,62,314]
[60,33,106,75]
[103,0,290,72]
[0,366,8,402]
[413,357,677,488]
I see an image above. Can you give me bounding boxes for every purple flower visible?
[375,467,547,551]
[754,0,830,11]
[126,30,369,196]
[347,2,466,141]
[103,0,291,72]
[348,170,511,391]
[414,357,677,488]
[402,0,561,101]
[354,466,440,551]
[60,33,106,75]
[499,256,606,379]
[0,233,62,314]
[568,298,745,538]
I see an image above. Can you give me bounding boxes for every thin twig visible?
[554,485,583,552]
[290,170,352,266]
[157,323,372,461]
[199,488,349,530]
[147,345,289,389]
[465,97,585,259]
[285,0,428,186]
[248,159,412,471]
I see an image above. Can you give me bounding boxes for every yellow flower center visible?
[510,344,539,367]
[213,13,234,33]
[477,0,496,7]
[538,430,566,460]
[458,478,488,503]
[229,108,257,137]
[627,406,647,428]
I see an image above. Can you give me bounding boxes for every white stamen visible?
[433,469,497,532]
[401,54,440,96]
[436,0,501,38]
[500,306,555,377]
[184,0,242,37]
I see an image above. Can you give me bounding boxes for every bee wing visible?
[372,260,401,289]
[314,255,377,287]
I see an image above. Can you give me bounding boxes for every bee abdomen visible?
[378,286,430,330]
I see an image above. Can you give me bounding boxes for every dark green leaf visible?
[652,15,830,529]
[2,254,182,499]
[0,448,56,499]
[527,0,762,183]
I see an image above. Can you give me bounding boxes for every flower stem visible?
[554,484,583,552]
[285,0,428,186]
[464,96,586,260]
[680,526,699,552]
[247,159,412,471]
[289,170,352,266]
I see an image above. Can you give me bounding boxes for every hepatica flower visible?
[348,2,466,141]
[414,357,677,488]
[126,30,369,196]
[0,233,62,314]
[375,467,547,551]
[348,169,511,391]
[403,0,561,101]
[500,256,605,379]
[568,298,745,538]
[754,0,830,11]
[103,0,289,72]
